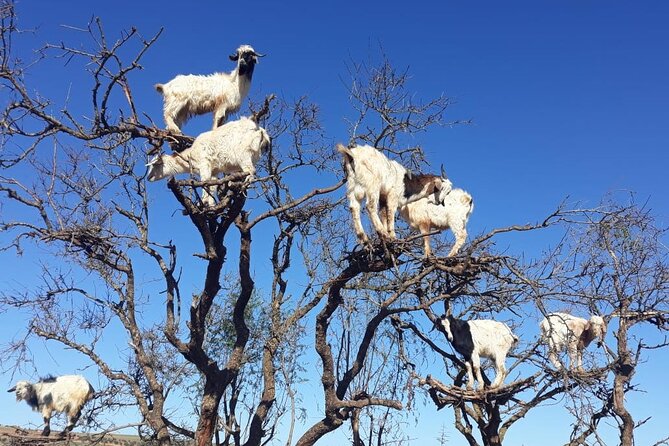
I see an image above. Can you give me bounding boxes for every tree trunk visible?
[481,405,503,446]
[351,409,364,446]
[153,420,172,446]
[244,343,277,446]
[144,397,172,446]
[613,319,635,446]
[295,416,344,446]
[483,430,502,446]
[195,381,224,446]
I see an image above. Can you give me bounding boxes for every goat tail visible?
[336,143,355,165]
[336,142,351,156]
[462,193,474,218]
[259,128,271,153]
[154,83,164,94]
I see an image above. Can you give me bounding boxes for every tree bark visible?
[613,318,635,446]
[196,380,224,446]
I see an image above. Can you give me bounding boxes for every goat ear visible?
[229,51,240,61]
[7,386,15,392]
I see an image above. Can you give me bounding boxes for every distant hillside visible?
[0,425,187,446]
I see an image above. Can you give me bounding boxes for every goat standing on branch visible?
[155,44,265,133]
[337,143,451,244]
[436,309,519,390]
[540,312,608,371]
[400,169,473,257]
[146,116,270,206]
[8,375,95,437]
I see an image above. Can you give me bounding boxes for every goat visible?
[399,187,473,257]
[155,44,265,133]
[8,375,95,437]
[337,143,451,244]
[146,116,270,206]
[540,312,607,371]
[436,312,519,390]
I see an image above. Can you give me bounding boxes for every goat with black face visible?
[436,308,518,391]
[155,44,265,133]
[232,45,261,79]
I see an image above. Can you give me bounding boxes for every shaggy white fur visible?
[146,117,270,206]
[540,312,607,370]
[9,375,94,437]
[400,187,473,257]
[438,315,518,390]
[337,143,450,243]
[155,44,264,133]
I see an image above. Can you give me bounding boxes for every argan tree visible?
[2,3,666,446]
[543,199,669,446]
[0,2,336,444]
[0,3,459,445]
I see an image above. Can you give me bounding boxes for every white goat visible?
[540,312,607,371]
[146,117,270,206]
[400,187,473,257]
[155,44,265,133]
[8,375,94,437]
[437,314,519,390]
[337,143,451,243]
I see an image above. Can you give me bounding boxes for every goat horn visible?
[444,299,452,316]
[440,164,447,179]
[253,51,266,57]
[145,157,159,167]
[7,387,16,392]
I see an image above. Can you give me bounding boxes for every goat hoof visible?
[356,234,369,244]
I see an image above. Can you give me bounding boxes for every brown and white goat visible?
[337,143,450,243]
[155,44,265,133]
[540,312,608,371]
[400,187,473,257]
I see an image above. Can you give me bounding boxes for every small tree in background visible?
[546,199,669,446]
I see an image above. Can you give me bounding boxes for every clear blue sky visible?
[2,1,668,444]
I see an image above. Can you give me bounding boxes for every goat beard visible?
[238,58,256,79]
